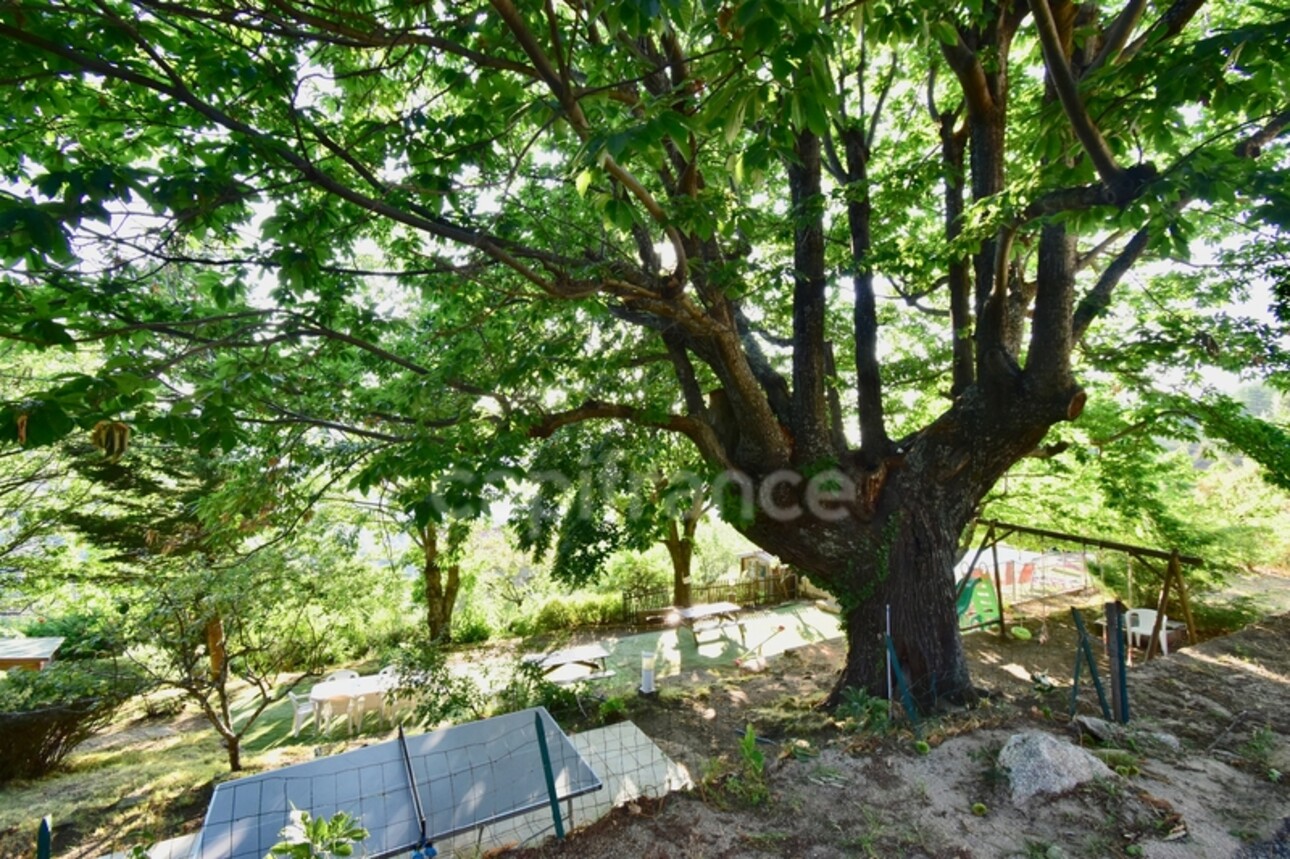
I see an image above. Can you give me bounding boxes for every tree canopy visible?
[2,0,1288,704]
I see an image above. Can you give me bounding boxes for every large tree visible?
[2,1,1288,708]
[513,426,711,607]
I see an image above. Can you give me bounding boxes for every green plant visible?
[841,806,887,858]
[742,831,790,848]
[449,608,493,645]
[1189,596,1266,636]
[269,807,368,858]
[1240,726,1275,766]
[971,802,988,816]
[1023,841,1054,859]
[1240,726,1281,781]
[834,687,890,733]
[22,611,128,660]
[526,594,624,634]
[727,724,769,806]
[495,659,580,724]
[597,696,628,724]
[970,742,1008,787]
[388,634,486,728]
[699,725,771,809]
[0,659,147,782]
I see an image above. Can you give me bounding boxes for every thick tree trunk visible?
[423,558,460,642]
[418,524,460,642]
[662,519,695,608]
[830,506,973,711]
[737,386,1076,711]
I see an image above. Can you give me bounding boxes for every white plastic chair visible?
[323,668,359,682]
[286,691,314,738]
[1125,608,1169,655]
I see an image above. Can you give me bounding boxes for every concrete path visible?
[555,600,844,696]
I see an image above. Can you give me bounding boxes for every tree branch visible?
[1236,107,1290,159]
[1030,0,1125,189]
[940,31,993,119]
[528,400,729,465]
[1072,227,1150,340]
[1084,0,1149,77]
[490,0,689,285]
[1122,0,1208,61]
[0,20,583,298]
[788,130,835,462]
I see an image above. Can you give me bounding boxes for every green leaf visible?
[932,20,959,46]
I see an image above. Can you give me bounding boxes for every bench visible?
[675,602,745,645]
[522,643,615,684]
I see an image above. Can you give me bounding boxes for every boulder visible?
[998,730,1116,806]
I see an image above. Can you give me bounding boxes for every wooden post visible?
[1146,550,1198,659]
[1171,550,1198,645]
[990,539,1006,635]
[1105,602,1130,723]
[1126,555,1134,608]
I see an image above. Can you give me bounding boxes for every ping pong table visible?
[193,707,601,859]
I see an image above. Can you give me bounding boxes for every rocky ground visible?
[506,603,1290,859]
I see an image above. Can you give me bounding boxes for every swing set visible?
[956,519,1202,657]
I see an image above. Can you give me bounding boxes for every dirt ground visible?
[5,590,1289,859]
[507,599,1290,859]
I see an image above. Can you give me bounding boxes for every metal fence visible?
[622,572,799,628]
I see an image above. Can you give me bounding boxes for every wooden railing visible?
[622,572,798,628]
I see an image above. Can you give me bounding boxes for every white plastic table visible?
[309,674,394,732]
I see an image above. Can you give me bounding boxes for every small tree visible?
[130,547,336,771]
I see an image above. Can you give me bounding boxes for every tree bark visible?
[788,130,835,464]
[739,382,1075,710]
[843,126,890,457]
[204,615,226,682]
[663,520,694,608]
[418,524,460,642]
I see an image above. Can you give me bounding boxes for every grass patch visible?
[1190,595,1267,636]
[0,719,225,857]
[0,677,346,858]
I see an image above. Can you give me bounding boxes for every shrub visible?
[532,599,575,632]
[22,611,128,660]
[450,609,493,645]
[835,686,890,733]
[598,696,628,724]
[494,659,580,724]
[528,594,624,635]
[0,659,147,782]
[387,634,486,728]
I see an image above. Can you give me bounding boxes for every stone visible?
[1071,715,1119,743]
[1143,731,1182,753]
[998,730,1116,806]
